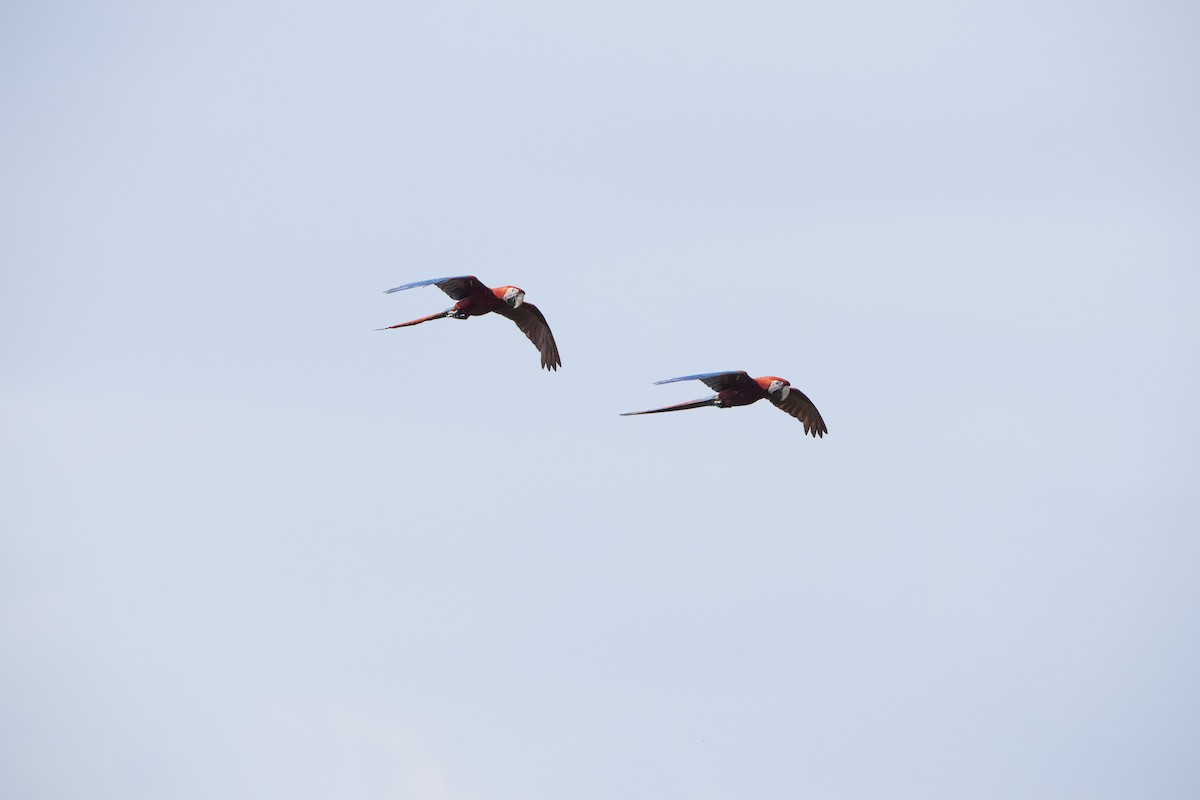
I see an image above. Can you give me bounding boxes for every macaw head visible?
[496,286,525,308]
[760,376,791,401]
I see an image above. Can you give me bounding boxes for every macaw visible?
[380,276,561,370]
[621,371,828,437]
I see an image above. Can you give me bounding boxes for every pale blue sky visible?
[3,1,1198,798]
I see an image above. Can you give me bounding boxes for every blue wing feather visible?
[654,370,754,393]
[654,371,745,385]
[383,277,459,294]
[383,276,487,300]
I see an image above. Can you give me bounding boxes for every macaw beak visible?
[509,291,525,308]
[772,385,791,401]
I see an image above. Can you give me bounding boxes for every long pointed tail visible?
[620,396,720,416]
[377,310,452,330]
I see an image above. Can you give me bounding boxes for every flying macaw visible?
[380,276,561,370]
[621,371,828,437]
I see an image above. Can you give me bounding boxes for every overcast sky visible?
[2,1,1198,798]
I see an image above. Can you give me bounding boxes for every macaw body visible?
[622,370,828,437]
[380,276,561,370]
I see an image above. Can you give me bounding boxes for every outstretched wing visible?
[383,276,489,300]
[495,302,561,371]
[770,388,828,438]
[654,371,756,393]
[620,396,719,416]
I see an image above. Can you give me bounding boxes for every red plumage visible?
[622,370,827,437]
[380,276,561,370]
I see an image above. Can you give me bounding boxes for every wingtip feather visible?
[382,277,454,294]
[653,371,742,385]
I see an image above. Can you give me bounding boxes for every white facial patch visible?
[504,287,525,308]
[769,380,790,400]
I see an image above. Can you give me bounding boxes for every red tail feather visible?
[378,311,449,330]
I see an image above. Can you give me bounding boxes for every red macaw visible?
[622,371,828,437]
[380,276,561,370]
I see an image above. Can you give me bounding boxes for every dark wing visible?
[495,302,561,371]
[770,388,828,438]
[383,276,489,300]
[654,371,756,393]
